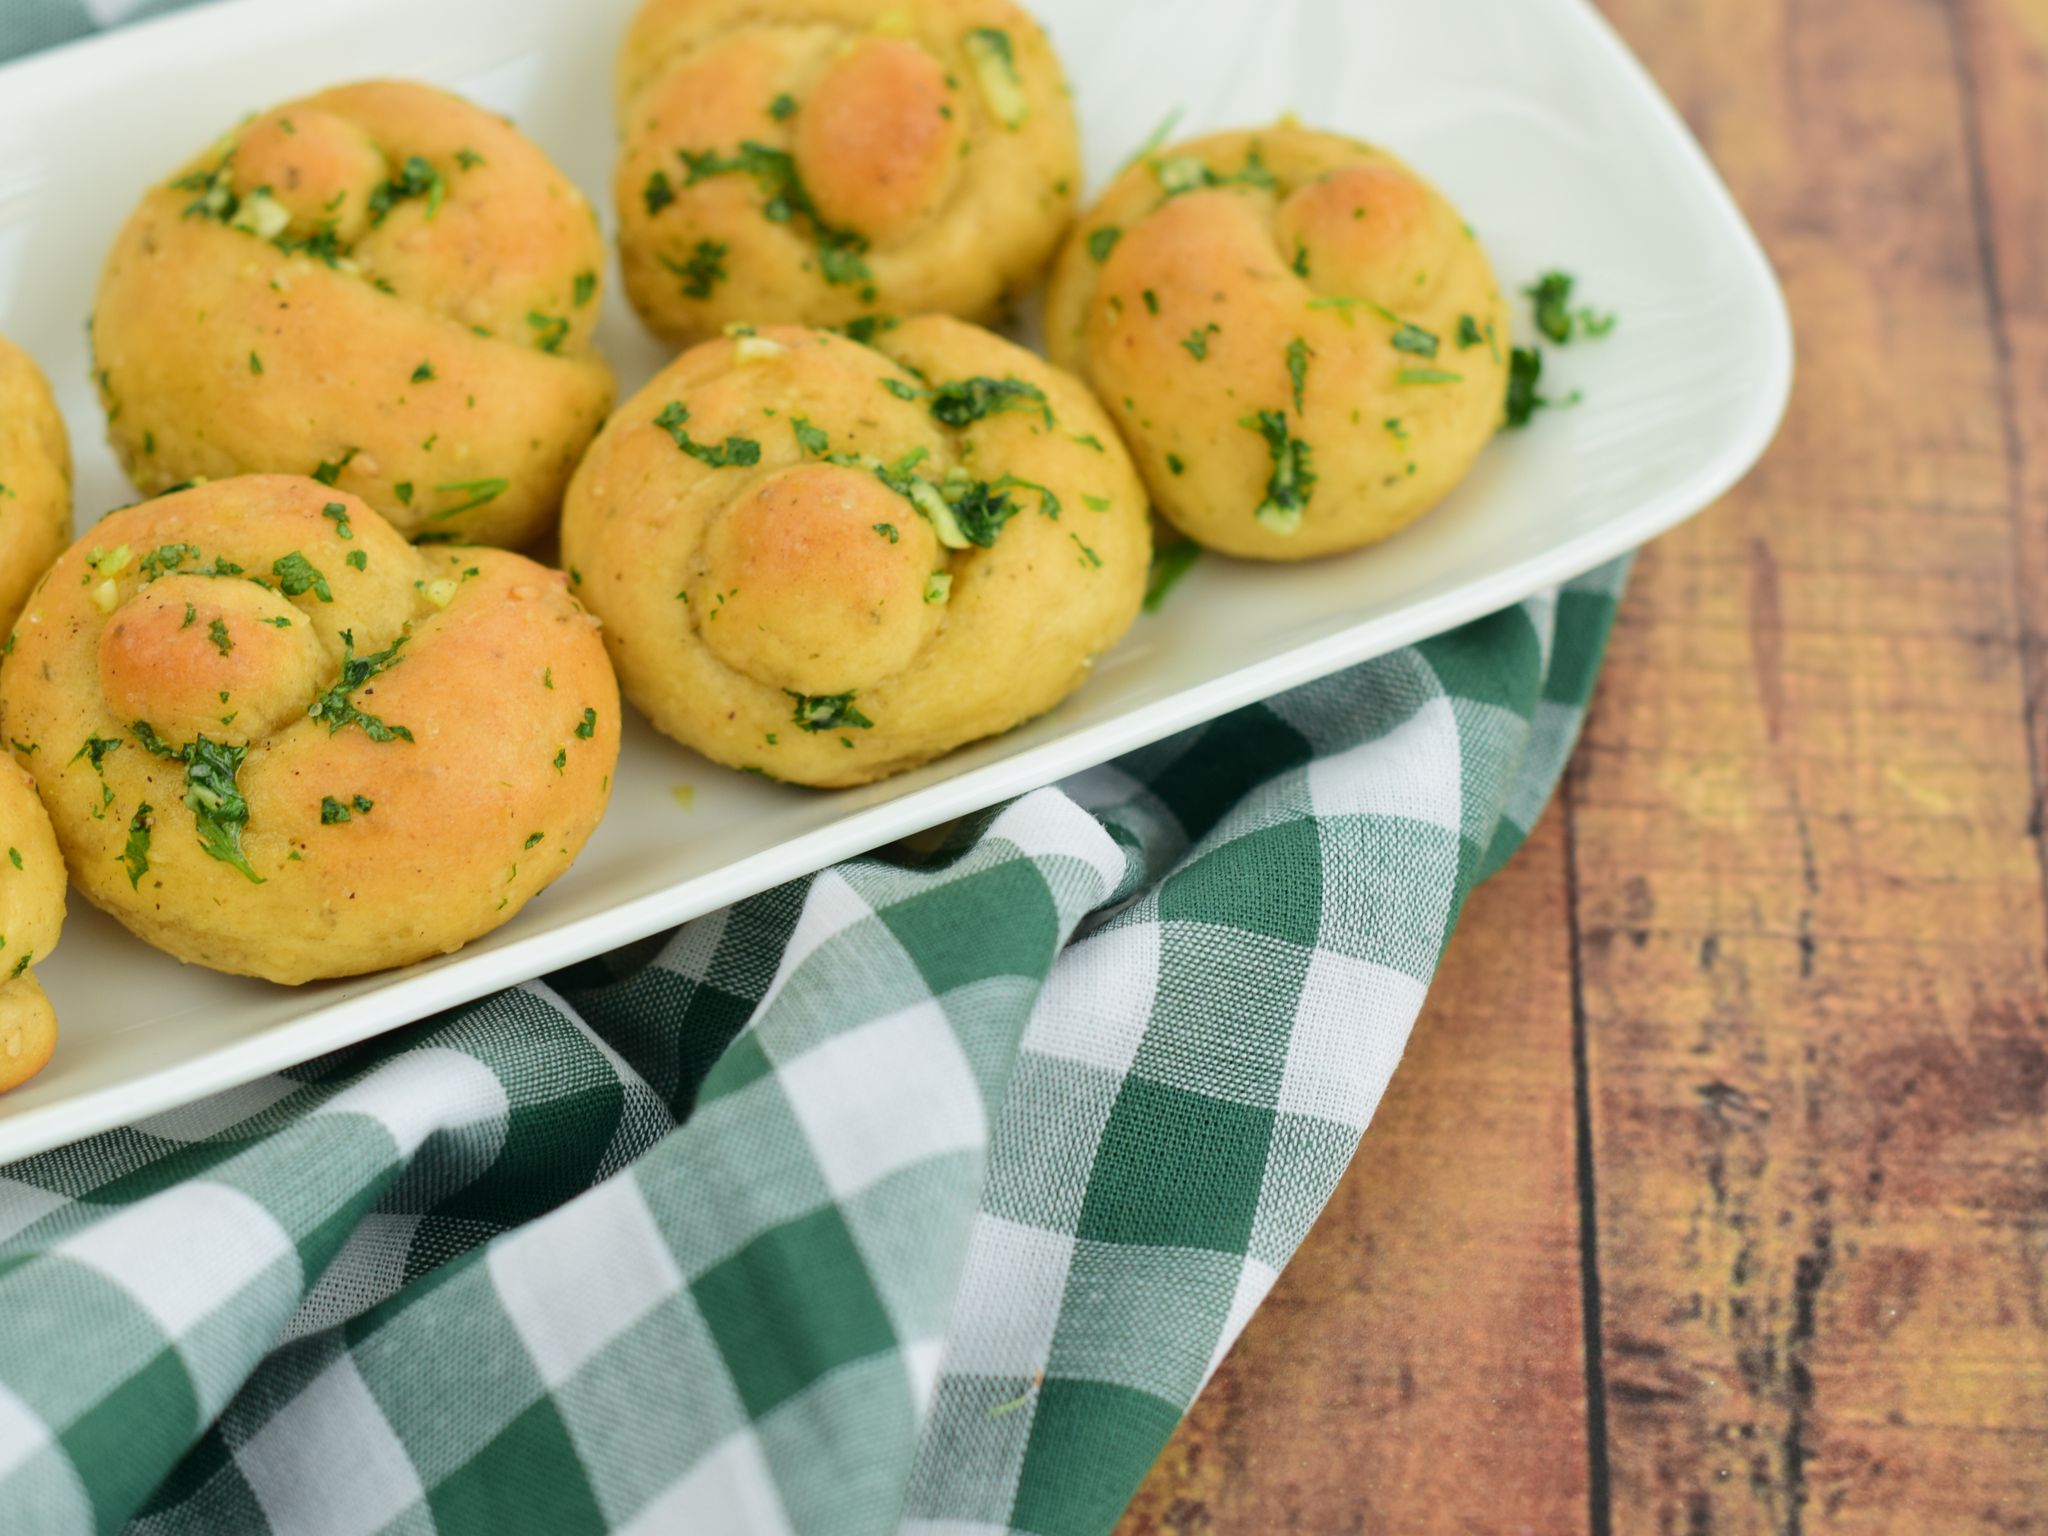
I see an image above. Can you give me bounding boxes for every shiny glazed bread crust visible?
[614,0,1080,343]
[1046,124,1512,561]
[561,317,1149,788]
[0,475,618,984]
[92,81,615,549]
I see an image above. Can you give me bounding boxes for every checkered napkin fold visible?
[0,562,1622,1535]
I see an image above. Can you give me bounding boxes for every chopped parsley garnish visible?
[1166,453,1185,475]
[1292,242,1310,278]
[655,402,762,468]
[130,723,263,883]
[769,93,798,120]
[411,361,435,383]
[272,552,332,602]
[1457,314,1485,349]
[322,501,354,539]
[368,155,445,226]
[1504,345,1569,428]
[575,708,596,740]
[963,27,1029,129]
[1150,148,1277,199]
[140,543,202,579]
[347,550,368,572]
[1073,433,1106,452]
[1391,324,1439,358]
[208,617,234,656]
[1241,409,1315,535]
[395,482,414,506]
[873,523,899,542]
[785,691,873,733]
[552,748,567,773]
[312,449,356,487]
[248,351,264,375]
[644,169,676,216]
[306,630,414,743]
[924,572,953,605]
[678,141,871,286]
[122,805,152,888]
[572,270,597,307]
[6,848,17,871]
[1142,290,1160,315]
[524,831,545,849]
[1286,338,1311,412]
[663,239,728,299]
[1087,227,1122,262]
[945,480,1022,547]
[838,315,898,345]
[320,796,352,825]
[1397,367,1463,385]
[892,373,1051,428]
[431,478,511,519]
[1525,270,1615,344]
[527,311,569,354]
[455,146,486,171]
[1181,324,1219,360]
[791,417,831,455]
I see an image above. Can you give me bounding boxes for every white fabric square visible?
[755,869,876,1013]
[312,1047,508,1158]
[488,1174,684,1389]
[1019,923,1157,1076]
[57,1181,298,1339]
[0,1379,53,1485]
[939,1215,1074,1378]
[1201,1257,1280,1388]
[1302,694,1462,831]
[236,1357,425,1536]
[902,1336,945,1420]
[778,1002,986,1201]
[621,1430,794,1536]
[0,1176,68,1246]
[984,790,1124,895]
[1277,950,1428,1128]
[901,1524,1014,1536]
[131,1074,299,1143]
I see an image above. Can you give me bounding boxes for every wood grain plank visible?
[1578,0,2048,1532]
[1117,809,1589,1536]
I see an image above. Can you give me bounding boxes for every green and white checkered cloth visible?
[0,8,1627,1533]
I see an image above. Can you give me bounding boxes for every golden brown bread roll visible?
[1046,124,1511,561]
[92,81,615,548]
[614,0,1080,345]
[0,763,65,1094]
[0,336,73,634]
[561,316,1148,787]
[0,475,618,984]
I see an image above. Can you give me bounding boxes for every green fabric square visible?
[60,1346,199,1533]
[1143,704,1312,841]
[1418,604,1542,716]
[1009,1377,1183,1536]
[697,1028,776,1106]
[1140,930,1308,1108]
[1075,1078,1274,1253]
[879,859,1058,997]
[427,1397,606,1536]
[691,1205,897,1420]
[1157,819,1322,945]
[1545,586,1618,704]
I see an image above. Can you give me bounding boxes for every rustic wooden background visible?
[1120,0,2048,1530]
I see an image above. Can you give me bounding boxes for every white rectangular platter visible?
[0,0,1792,1161]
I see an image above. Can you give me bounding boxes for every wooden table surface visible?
[1119,0,2048,1530]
